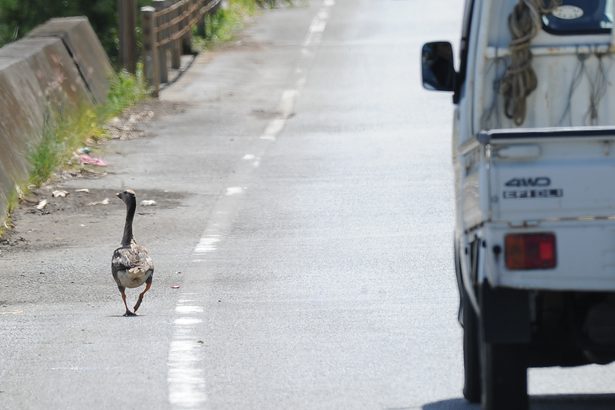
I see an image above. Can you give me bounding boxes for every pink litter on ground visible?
[79,154,107,167]
[171,285,181,289]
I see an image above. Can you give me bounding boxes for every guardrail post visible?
[197,13,206,37]
[141,6,160,97]
[171,1,182,69]
[119,0,137,74]
[153,0,169,84]
[182,0,195,54]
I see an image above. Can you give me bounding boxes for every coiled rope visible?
[501,0,561,125]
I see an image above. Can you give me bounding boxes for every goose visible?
[111,189,154,316]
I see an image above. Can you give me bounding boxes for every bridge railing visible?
[141,0,222,96]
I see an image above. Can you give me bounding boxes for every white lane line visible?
[260,88,301,141]
[194,236,220,254]
[168,1,336,407]
[259,0,334,142]
[280,89,298,118]
[174,317,203,326]
[176,306,204,314]
[241,155,259,168]
[169,291,207,408]
[309,19,327,34]
[303,0,333,47]
[0,310,23,315]
[260,118,286,141]
[225,186,245,196]
[168,339,207,407]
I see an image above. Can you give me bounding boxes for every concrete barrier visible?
[29,17,114,104]
[0,18,112,222]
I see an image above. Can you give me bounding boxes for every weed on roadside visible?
[28,71,146,189]
[103,69,148,118]
[194,0,298,49]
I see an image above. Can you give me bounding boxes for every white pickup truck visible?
[422,1,615,409]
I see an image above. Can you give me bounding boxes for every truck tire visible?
[455,241,481,403]
[481,341,528,410]
[462,290,481,403]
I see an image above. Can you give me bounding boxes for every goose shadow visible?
[422,394,615,410]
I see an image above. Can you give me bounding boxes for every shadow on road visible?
[422,395,615,410]
[422,398,478,410]
[532,394,615,409]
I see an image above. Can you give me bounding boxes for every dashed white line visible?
[168,291,207,408]
[168,1,336,407]
[194,237,220,253]
[168,339,207,407]
[280,89,298,118]
[225,186,245,196]
[176,306,204,314]
[174,317,202,326]
[260,118,286,140]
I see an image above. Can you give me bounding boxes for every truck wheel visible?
[462,290,481,403]
[455,241,481,403]
[481,342,528,410]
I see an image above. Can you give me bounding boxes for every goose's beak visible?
[115,192,121,199]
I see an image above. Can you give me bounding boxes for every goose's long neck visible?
[121,198,136,247]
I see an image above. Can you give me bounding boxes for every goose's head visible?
[116,189,136,204]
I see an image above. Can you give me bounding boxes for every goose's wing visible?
[112,243,153,268]
[128,243,154,276]
[111,247,135,276]
[112,244,154,288]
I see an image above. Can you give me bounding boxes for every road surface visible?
[0,0,614,409]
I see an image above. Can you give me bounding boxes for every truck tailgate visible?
[488,128,615,222]
[482,127,615,290]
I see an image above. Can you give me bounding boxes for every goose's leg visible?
[133,275,153,313]
[119,286,136,316]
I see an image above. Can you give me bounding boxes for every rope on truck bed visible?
[501,0,561,126]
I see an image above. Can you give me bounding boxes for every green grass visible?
[28,69,146,188]
[103,69,148,118]
[29,118,64,188]
[256,0,295,8]
[0,190,18,233]
[194,0,294,49]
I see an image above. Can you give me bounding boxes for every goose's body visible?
[112,189,154,316]
[112,240,154,289]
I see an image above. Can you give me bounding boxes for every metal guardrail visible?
[140,0,222,97]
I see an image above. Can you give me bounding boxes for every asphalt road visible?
[1,0,615,409]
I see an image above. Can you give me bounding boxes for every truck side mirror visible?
[421,41,456,92]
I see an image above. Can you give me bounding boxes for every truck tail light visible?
[505,233,556,270]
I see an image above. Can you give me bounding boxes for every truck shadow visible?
[422,394,615,410]
[421,398,478,410]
